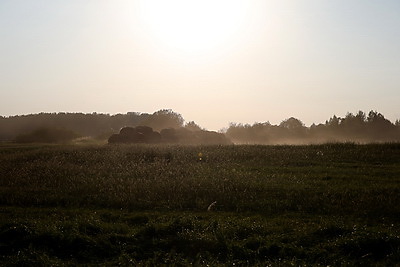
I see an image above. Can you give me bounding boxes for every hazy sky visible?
[1,0,399,130]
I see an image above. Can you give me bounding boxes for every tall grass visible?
[1,143,400,265]
[1,143,399,217]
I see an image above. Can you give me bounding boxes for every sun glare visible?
[138,0,249,54]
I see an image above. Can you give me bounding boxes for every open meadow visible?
[1,143,400,265]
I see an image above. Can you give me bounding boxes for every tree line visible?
[226,110,400,144]
[0,109,399,144]
[0,109,187,142]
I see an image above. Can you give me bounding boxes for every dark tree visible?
[142,109,184,131]
[185,121,203,131]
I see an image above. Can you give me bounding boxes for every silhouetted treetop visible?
[279,117,305,130]
[185,121,203,131]
[141,109,184,131]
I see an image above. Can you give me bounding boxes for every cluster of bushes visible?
[108,126,162,144]
[108,126,231,145]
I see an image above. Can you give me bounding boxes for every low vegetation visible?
[1,143,399,265]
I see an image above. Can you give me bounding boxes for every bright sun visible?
[138,0,250,54]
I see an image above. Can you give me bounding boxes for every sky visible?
[1,0,399,130]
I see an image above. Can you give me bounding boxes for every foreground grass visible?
[1,143,400,265]
[2,207,399,266]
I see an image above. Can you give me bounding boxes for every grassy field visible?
[1,143,399,265]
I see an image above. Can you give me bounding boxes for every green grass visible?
[1,143,400,265]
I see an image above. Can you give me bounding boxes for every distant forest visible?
[0,109,399,144]
[0,109,200,143]
[227,111,400,144]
